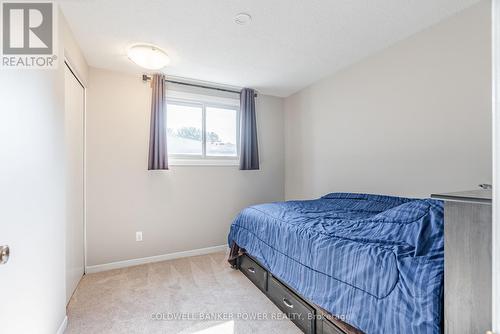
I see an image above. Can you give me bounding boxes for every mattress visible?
[227,193,444,334]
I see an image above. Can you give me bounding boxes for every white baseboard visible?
[85,244,228,274]
[56,315,67,334]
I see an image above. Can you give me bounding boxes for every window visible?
[206,106,238,157]
[167,103,203,156]
[166,98,239,165]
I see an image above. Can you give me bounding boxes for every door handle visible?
[247,267,256,274]
[0,245,9,264]
[282,298,294,309]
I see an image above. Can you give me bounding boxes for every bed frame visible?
[231,252,364,334]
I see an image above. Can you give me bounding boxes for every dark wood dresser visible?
[431,190,492,334]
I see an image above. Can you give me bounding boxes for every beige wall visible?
[285,0,492,199]
[85,68,285,266]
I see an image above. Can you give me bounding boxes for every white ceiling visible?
[58,0,481,97]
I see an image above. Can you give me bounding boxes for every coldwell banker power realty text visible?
[1,1,58,69]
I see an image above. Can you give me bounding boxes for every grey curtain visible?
[239,88,259,170]
[148,74,168,170]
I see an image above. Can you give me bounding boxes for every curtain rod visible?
[142,74,257,97]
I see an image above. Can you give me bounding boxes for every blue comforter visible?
[228,193,444,334]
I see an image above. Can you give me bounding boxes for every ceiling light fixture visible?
[234,13,252,25]
[127,44,170,70]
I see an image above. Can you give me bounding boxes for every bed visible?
[227,193,444,334]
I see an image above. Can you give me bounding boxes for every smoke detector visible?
[234,13,252,25]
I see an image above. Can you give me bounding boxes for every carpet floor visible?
[66,251,301,334]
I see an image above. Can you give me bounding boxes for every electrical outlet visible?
[136,231,143,242]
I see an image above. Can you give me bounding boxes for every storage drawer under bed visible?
[239,254,268,292]
[316,315,345,334]
[237,254,350,334]
[268,276,316,334]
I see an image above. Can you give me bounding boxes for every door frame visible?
[492,0,499,331]
[64,59,87,275]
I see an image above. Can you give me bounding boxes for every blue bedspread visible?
[228,193,444,334]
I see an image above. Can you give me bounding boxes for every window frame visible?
[166,96,240,166]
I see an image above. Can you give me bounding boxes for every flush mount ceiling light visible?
[127,44,170,70]
[234,13,252,25]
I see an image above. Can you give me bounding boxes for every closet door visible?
[65,63,85,303]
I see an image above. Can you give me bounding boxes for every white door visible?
[65,63,85,303]
[0,70,67,333]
